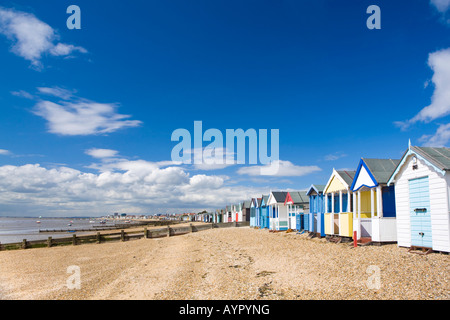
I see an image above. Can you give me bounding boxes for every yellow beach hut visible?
[323,169,356,238]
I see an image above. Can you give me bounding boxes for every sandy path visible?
[0,227,448,300]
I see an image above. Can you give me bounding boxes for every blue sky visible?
[0,0,449,216]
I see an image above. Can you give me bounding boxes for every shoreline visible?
[0,218,189,245]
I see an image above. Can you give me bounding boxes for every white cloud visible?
[186,147,236,170]
[395,48,450,130]
[11,86,142,136]
[33,97,142,136]
[85,148,119,159]
[0,158,267,216]
[419,123,450,147]
[0,7,87,69]
[11,90,34,99]
[237,160,321,177]
[0,149,11,155]
[324,152,347,161]
[430,0,450,13]
[37,86,75,100]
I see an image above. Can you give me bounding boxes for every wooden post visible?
[371,188,375,218]
[144,227,148,239]
[120,230,125,242]
[96,232,101,244]
[190,223,193,233]
[22,239,28,249]
[0,242,2,251]
[72,234,77,246]
[167,226,171,237]
[353,231,357,248]
[47,236,53,248]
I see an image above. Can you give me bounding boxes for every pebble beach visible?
[0,226,448,300]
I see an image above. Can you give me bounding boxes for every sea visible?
[0,217,120,244]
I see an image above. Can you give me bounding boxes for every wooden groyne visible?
[38,220,177,233]
[0,221,250,251]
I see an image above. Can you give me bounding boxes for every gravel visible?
[0,226,448,300]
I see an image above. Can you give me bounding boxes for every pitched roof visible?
[287,191,309,204]
[412,146,450,171]
[257,198,263,206]
[362,158,400,184]
[336,170,356,185]
[270,191,288,203]
[306,184,325,195]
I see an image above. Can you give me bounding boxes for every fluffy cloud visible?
[0,7,87,69]
[237,160,321,177]
[0,159,266,216]
[32,90,142,136]
[85,148,119,159]
[396,48,450,130]
[419,123,450,147]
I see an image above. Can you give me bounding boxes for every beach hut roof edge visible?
[285,191,309,205]
[269,191,288,203]
[388,146,450,185]
[324,169,356,193]
[306,184,326,196]
[350,158,400,191]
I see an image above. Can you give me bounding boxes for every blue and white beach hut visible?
[306,185,326,237]
[387,145,450,253]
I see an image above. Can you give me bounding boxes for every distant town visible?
[101,211,212,222]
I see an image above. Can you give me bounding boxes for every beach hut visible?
[387,146,450,253]
[250,198,257,227]
[231,204,239,222]
[267,191,288,231]
[260,195,270,228]
[323,169,356,238]
[242,200,251,222]
[225,205,232,223]
[254,198,261,228]
[351,158,399,243]
[285,191,309,231]
[306,185,326,237]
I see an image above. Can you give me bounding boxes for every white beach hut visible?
[267,191,288,231]
[387,145,450,253]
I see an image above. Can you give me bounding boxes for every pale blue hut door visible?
[409,176,432,248]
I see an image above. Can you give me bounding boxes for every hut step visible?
[307,232,316,239]
[408,246,433,255]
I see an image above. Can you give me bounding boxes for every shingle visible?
[337,170,356,185]
[363,158,400,184]
[289,191,309,204]
[413,146,450,170]
[271,191,288,202]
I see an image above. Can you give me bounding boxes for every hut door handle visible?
[419,232,424,237]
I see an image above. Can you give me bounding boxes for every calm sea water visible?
[0,217,119,244]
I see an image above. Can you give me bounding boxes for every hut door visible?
[409,177,432,248]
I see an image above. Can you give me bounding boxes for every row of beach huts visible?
[200,145,450,254]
